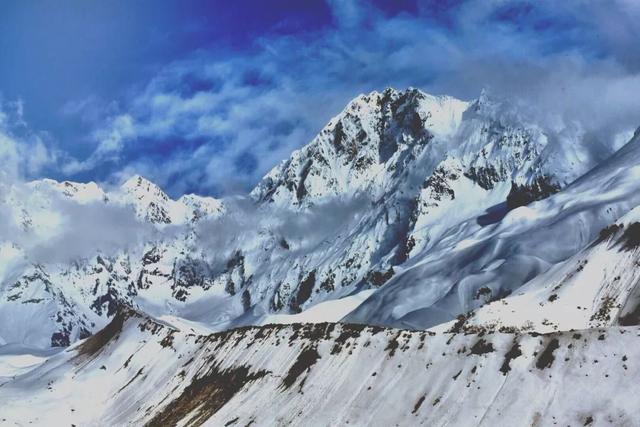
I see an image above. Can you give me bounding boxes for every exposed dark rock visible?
[160,332,175,349]
[506,176,560,210]
[366,267,395,287]
[474,287,492,300]
[145,202,172,224]
[469,339,494,355]
[464,165,501,190]
[281,346,321,390]
[535,338,560,370]
[142,248,161,266]
[618,303,640,326]
[90,287,121,317]
[242,289,251,312]
[618,222,640,251]
[593,223,623,246]
[290,271,316,313]
[51,331,71,347]
[319,273,336,292]
[173,258,213,295]
[75,308,131,357]
[296,160,313,202]
[422,165,457,201]
[411,395,426,414]
[499,342,522,375]
[173,288,189,302]
[226,251,245,271]
[590,296,616,323]
[385,332,401,357]
[147,363,268,427]
[331,121,347,153]
[448,312,472,334]
[401,235,416,261]
[225,279,236,296]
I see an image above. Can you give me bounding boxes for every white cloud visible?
[62,113,136,174]
[50,0,640,196]
[0,99,56,182]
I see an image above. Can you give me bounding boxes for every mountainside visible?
[1,308,637,426]
[432,204,640,335]
[347,128,640,330]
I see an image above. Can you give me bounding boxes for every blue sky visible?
[1,0,639,197]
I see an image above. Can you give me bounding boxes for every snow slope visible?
[346,128,640,330]
[431,204,640,334]
[0,308,637,426]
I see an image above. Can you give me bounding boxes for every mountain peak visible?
[28,178,107,203]
[252,87,469,206]
[117,175,224,223]
[121,175,163,194]
[118,175,174,223]
[120,174,171,204]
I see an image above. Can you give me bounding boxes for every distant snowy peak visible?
[407,89,469,138]
[344,87,469,139]
[118,175,175,224]
[3,180,108,237]
[177,193,225,222]
[12,175,225,230]
[251,88,469,207]
[119,177,222,225]
[120,175,168,201]
[28,179,107,204]
[114,175,224,224]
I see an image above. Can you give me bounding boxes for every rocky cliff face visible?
[251,88,468,206]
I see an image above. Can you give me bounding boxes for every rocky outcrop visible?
[506,175,560,210]
[2,308,639,426]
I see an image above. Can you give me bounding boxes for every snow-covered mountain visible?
[0,88,634,349]
[2,87,640,424]
[0,175,225,347]
[347,126,640,330]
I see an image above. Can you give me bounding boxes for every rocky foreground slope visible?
[1,308,636,426]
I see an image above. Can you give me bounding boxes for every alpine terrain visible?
[1,87,639,426]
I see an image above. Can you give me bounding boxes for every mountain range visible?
[1,87,639,426]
